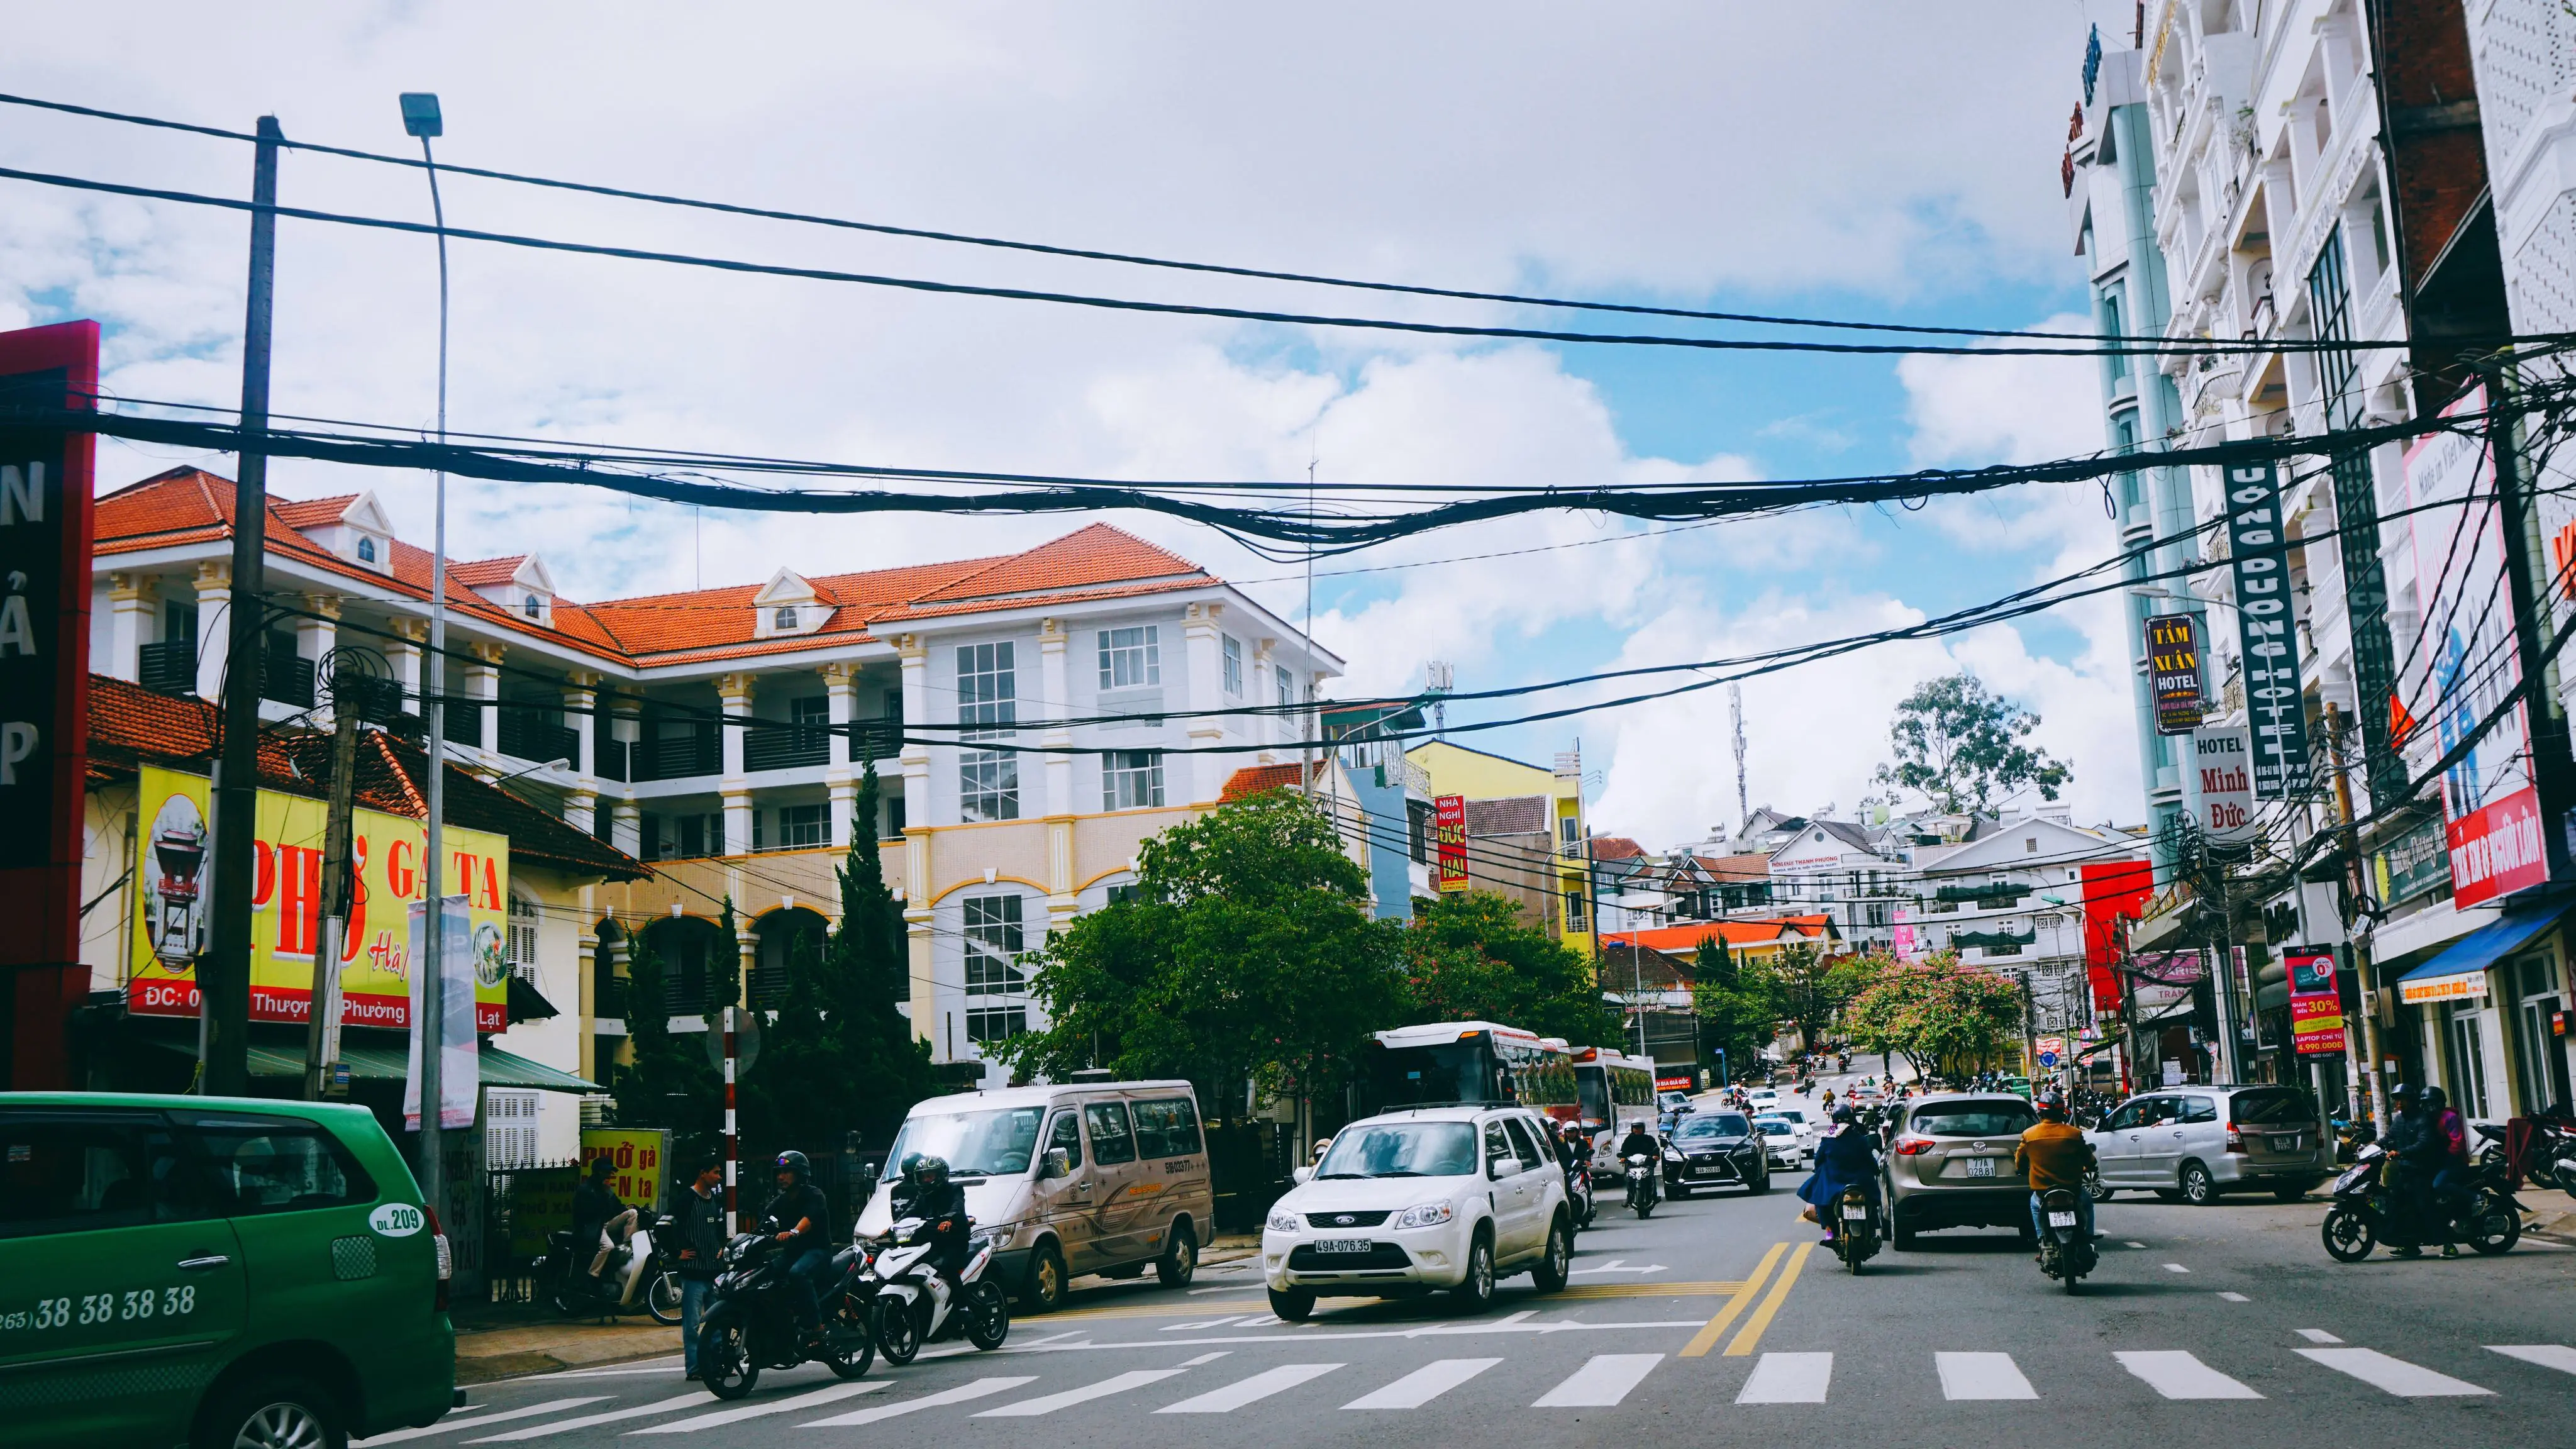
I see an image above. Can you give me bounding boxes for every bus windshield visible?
[1576,1066,1613,1126]
[1369,1040,1493,1108]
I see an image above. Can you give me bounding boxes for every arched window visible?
[357,536,378,564]
[525,594,544,618]
[775,606,799,630]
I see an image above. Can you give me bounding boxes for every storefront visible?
[2393,896,2575,1121]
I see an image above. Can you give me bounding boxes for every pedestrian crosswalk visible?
[415,1337,2576,1438]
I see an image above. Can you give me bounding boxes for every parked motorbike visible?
[533,1213,669,1319]
[1826,1184,1879,1275]
[2471,1115,2576,1196]
[694,1231,875,1399]
[2034,1188,2096,1292]
[863,1216,1009,1364]
[2320,1142,2524,1262]
[1624,1153,1660,1219]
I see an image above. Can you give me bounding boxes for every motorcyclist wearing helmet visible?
[763,1150,835,1335]
[1798,1104,1880,1238]
[2422,1085,2470,1259]
[2382,1082,2439,1257]
[889,1154,972,1296]
[2014,1093,2096,1248]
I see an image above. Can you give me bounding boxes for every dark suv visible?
[1880,1093,2040,1247]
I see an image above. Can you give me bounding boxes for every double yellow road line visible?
[1677,1240,1814,1359]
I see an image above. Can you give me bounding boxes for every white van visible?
[853,1080,1214,1313]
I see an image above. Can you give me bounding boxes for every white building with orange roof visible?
[89,465,1341,1088]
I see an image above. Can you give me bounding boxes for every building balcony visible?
[139,638,196,696]
[743,723,828,772]
[499,711,580,768]
[631,728,722,782]
[261,650,315,709]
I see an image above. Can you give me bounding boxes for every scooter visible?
[2321,1142,2524,1262]
[1624,1153,1660,1219]
[1827,1185,1879,1275]
[694,1231,875,1399]
[534,1214,665,1319]
[863,1216,1009,1364]
[2033,1188,2095,1292]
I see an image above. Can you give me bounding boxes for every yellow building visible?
[1406,739,1594,955]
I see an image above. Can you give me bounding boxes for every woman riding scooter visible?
[1797,1106,1879,1239]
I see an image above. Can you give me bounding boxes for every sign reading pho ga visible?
[2145,614,2206,733]
[2223,461,2313,799]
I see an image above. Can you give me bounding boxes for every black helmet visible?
[2390,1082,2419,1102]
[2421,1085,2448,1111]
[1830,1105,1855,1124]
[911,1154,950,1189]
[773,1149,811,1179]
[587,1155,616,1179]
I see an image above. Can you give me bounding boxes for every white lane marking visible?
[1935,1352,2038,1401]
[2123,1241,2148,1250]
[1568,1260,1670,1276]
[1161,1316,1247,1331]
[800,1377,1035,1427]
[1188,1285,1241,1294]
[2114,1351,2263,1400]
[1157,1363,1343,1413]
[2217,1292,2250,1303]
[1341,1357,1501,1409]
[467,1395,716,1441]
[628,1382,881,1434]
[2296,1329,2343,1344]
[2162,1263,2192,1274]
[1017,1330,1084,1347]
[2487,1345,2576,1375]
[1495,1310,1536,1326]
[1180,1352,1231,1366]
[355,1399,610,1445]
[1737,1352,1833,1404]
[1533,1353,1663,1407]
[1233,1315,1282,1328]
[513,1368,686,1382]
[977,1368,1188,1417]
[1005,1318,1709,1353]
[2296,1348,2494,1397]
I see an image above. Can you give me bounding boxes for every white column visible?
[564,673,598,780]
[1180,602,1226,804]
[1039,618,1074,818]
[1252,637,1282,760]
[611,797,643,859]
[298,594,339,724]
[896,634,936,1047]
[468,642,504,755]
[386,619,425,723]
[193,562,231,701]
[564,789,597,837]
[106,572,151,683]
[718,671,755,856]
[822,662,857,848]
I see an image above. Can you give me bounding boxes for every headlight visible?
[1395,1201,1456,1229]
[1265,1208,1304,1234]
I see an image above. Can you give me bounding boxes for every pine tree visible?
[614,922,719,1148]
[819,762,936,1140]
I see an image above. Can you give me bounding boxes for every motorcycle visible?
[1624,1153,1660,1219]
[533,1213,669,1319]
[2320,1143,2524,1262]
[2471,1116,2576,1195]
[1562,1153,1598,1231]
[1826,1185,1879,1275]
[863,1216,1010,1364]
[2033,1187,2096,1292]
[694,1231,876,1399]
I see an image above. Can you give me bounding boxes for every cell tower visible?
[1425,659,1453,737]
[1729,682,1748,831]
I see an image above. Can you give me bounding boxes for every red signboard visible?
[2080,858,2154,1016]
[2446,785,2547,909]
[2285,949,2345,1057]
[1434,793,1468,892]
[0,321,98,1089]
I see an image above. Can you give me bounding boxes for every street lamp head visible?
[399,92,443,138]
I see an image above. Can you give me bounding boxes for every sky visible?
[1,1,2148,852]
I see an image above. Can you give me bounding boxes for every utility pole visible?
[2484,365,2576,883]
[2325,704,2391,1134]
[203,116,282,1097]
[304,657,364,1100]
[401,91,453,1211]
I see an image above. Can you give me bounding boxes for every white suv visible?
[1262,1105,1574,1319]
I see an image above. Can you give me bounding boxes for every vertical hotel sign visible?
[1434,793,1469,892]
[0,321,98,1090]
[2146,614,2205,733]
[2224,460,2313,798]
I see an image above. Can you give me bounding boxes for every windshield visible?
[1753,1119,1792,1136]
[1675,1113,1751,1140]
[1909,1102,2036,1138]
[2231,1088,2318,1125]
[1370,1042,1493,1108]
[1316,1121,1478,1179]
[1771,1109,1808,1124]
[886,1106,1046,1179]
[1575,1067,1611,1126]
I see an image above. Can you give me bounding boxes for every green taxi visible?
[1,1094,457,1448]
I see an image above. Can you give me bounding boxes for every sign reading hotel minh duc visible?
[128,763,511,1032]
[2146,614,2206,734]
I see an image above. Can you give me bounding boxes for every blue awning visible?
[2394,892,2573,1004]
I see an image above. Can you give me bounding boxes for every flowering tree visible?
[1841,950,2026,1082]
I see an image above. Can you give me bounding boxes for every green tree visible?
[1689,933,1779,1080]
[1841,950,2025,1081]
[1400,890,1618,1045]
[1870,671,2072,814]
[1762,943,1877,1055]
[999,790,1406,1122]
[613,922,719,1144]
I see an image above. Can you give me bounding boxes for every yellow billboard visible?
[128,763,511,1031]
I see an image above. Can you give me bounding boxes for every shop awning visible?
[2394,891,2573,1005]
[147,1032,601,1092]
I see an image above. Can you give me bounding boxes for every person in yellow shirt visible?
[2014,1094,2097,1245]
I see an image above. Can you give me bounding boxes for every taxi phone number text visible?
[5,1287,199,1333]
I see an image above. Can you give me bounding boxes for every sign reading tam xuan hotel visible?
[2145,614,2205,735]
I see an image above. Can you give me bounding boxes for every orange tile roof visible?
[448,556,528,587]
[1219,761,1324,802]
[1601,916,1836,953]
[908,523,1206,604]
[1591,836,1647,861]
[271,494,362,530]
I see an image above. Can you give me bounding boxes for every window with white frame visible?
[486,1089,541,1169]
[1221,635,1242,695]
[508,894,541,985]
[957,641,1017,736]
[357,536,377,564]
[963,894,1026,996]
[777,802,828,848]
[1276,663,1294,709]
[775,606,798,630]
[1097,626,1161,689]
[1102,750,1165,811]
[966,1005,1028,1045]
[960,749,1020,821]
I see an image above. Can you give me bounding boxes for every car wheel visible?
[1267,1285,1315,1321]
[1531,1216,1572,1292]
[197,1374,343,1449]
[2180,1161,2218,1206]
[1889,1202,1918,1251]
[1746,1166,1771,1195]
[2084,1169,2113,1203]
[1021,1239,1067,1314]
[1157,1221,1198,1288]
[1454,1231,1497,1311]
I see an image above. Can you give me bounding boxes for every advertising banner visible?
[2191,724,2257,844]
[2146,614,2206,734]
[2404,384,2546,908]
[2371,815,2449,907]
[128,763,511,1032]
[1434,793,1468,892]
[2285,950,2345,1057]
[580,1128,672,1212]
[2223,460,2314,798]
[404,896,477,1132]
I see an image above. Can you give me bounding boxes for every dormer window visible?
[357,536,377,564]
[775,606,798,630]
[751,568,824,639]
[525,594,543,619]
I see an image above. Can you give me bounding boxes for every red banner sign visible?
[2285,950,2345,1057]
[2446,785,2547,909]
[1434,794,1468,892]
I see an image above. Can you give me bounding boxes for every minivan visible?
[2084,1084,2328,1204]
[852,1080,1212,1314]
[0,1093,457,1449]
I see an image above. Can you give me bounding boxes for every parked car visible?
[0,1092,458,1449]
[1752,1114,1811,1170]
[854,1080,1213,1314]
[1262,1105,1573,1319]
[2084,1084,2327,1204]
[1665,1111,1772,1196]
[1882,1092,2040,1247]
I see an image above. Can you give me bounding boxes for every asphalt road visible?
[395,1085,2576,1449]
